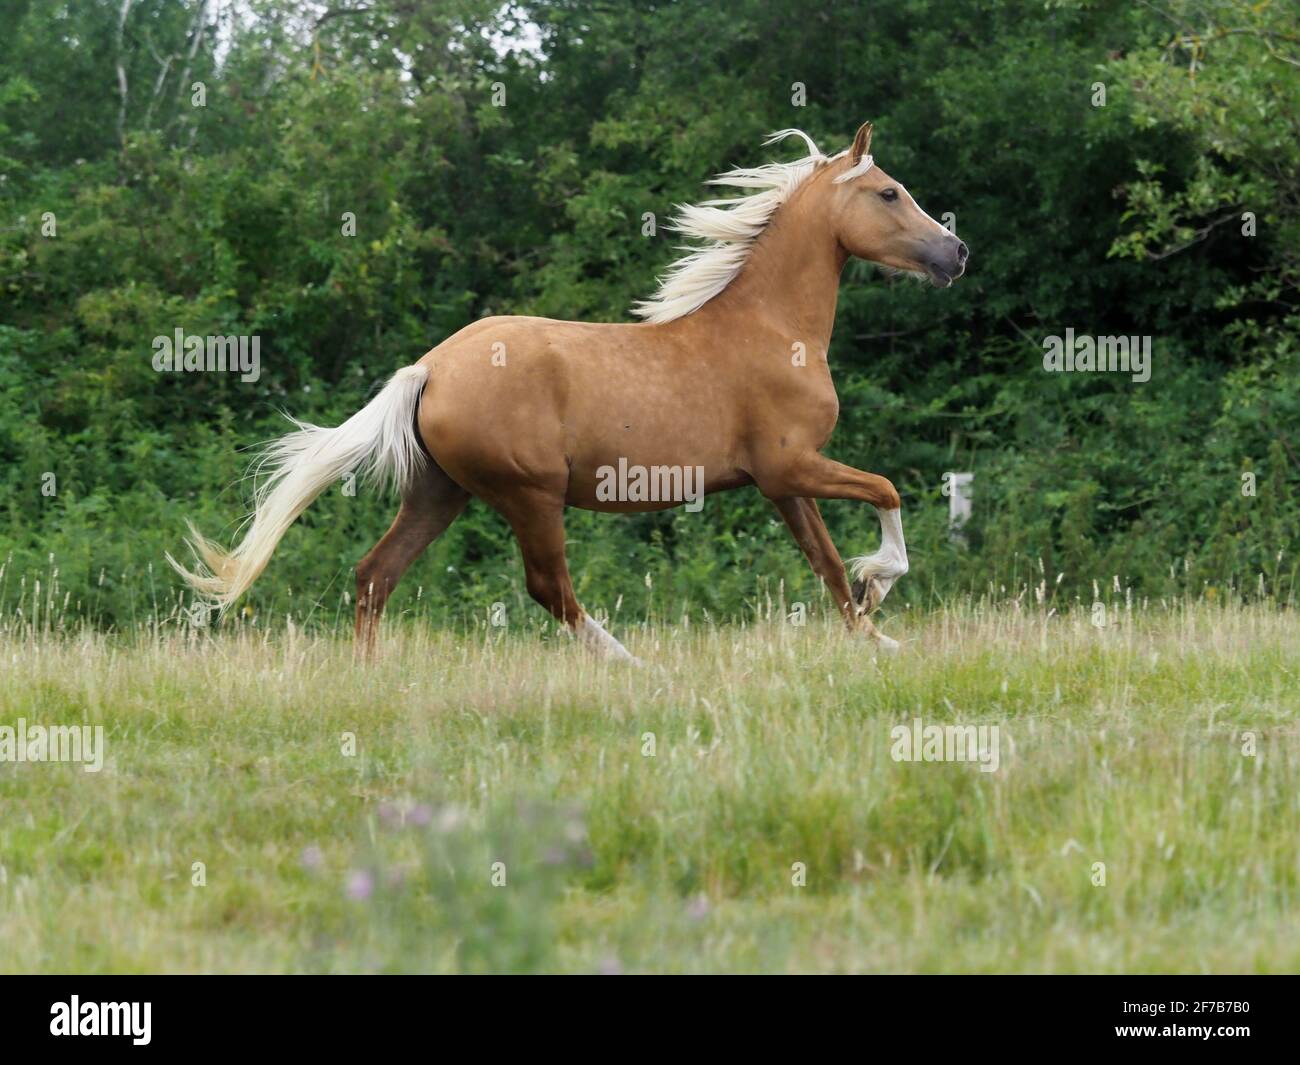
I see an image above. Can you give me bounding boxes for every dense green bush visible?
[1,0,1297,629]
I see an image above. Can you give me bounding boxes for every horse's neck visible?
[697,191,846,350]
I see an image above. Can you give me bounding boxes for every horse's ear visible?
[850,121,873,165]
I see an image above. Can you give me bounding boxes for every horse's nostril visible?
[955,240,969,264]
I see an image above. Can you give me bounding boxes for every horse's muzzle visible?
[924,237,969,288]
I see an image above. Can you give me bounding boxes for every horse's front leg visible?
[847,503,908,615]
[768,494,897,651]
[760,455,909,644]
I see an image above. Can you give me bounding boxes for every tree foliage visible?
[1,0,1297,627]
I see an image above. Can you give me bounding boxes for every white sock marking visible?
[848,506,909,606]
[575,615,636,662]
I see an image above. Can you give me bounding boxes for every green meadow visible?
[2,600,1296,974]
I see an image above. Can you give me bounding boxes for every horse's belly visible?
[565,460,752,512]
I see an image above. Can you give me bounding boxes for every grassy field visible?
[1,599,1298,974]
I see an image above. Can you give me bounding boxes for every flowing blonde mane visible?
[631,129,871,324]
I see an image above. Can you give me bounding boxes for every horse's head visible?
[825,122,968,288]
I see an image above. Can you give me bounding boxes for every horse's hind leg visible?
[355,463,469,653]
[495,492,634,661]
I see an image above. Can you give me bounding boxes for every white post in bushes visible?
[944,471,973,543]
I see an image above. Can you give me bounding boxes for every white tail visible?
[168,364,429,613]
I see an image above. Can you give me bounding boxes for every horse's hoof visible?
[852,576,884,615]
[873,633,900,655]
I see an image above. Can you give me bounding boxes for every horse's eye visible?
[879,188,899,202]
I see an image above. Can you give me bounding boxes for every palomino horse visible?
[171,122,967,658]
